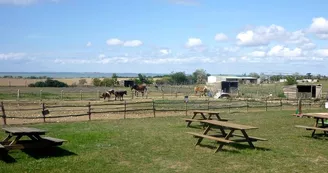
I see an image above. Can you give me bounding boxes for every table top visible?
[299,113,328,119]
[200,120,258,130]
[193,110,219,114]
[2,127,47,135]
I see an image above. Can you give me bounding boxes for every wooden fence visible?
[1,98,327,125]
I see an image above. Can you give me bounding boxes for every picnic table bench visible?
[293,113,328,137]
[187,120,267,153]
[183,110,230,127]
[0,127,67,156]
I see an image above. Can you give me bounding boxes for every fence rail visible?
[0,98,327,125]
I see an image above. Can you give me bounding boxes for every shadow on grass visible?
[0,154,16,163]
[303,134,328,140]
[197,142,271,153]
[22,147,77,159]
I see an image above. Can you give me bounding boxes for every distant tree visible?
[92,78,102,86]
[101,78,115,87]
[192,69,209,84]
[28,79,68,87]
[79,79,87,85]
[306,73,312,79]
[285,76,297,85]
[170,72,189,84]
[248,72,260,78]
[112,73,119,85]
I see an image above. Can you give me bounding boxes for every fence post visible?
[88,102,91,120]
[80,90,83,101]
[42,103,46,123]
[162,92,164,100]
[1,102,7,125]
[124,101,127,119]
[246,99,248,112]
[228,99,231,113]
[97,90,100,100]
[280,98,282,110]
[61,90,63,100]
[17,89,20,101]
[40,90,43,101]
[185,101,188,116]
[265,98,268,111]
[207,99,210,110]
[152,100,156,118]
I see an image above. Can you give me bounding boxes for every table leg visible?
[241,130,255,149]
[312,118,320,137]
[27,135,39,141]
[195,125,212,146]
[9,135,22,145]
[215,129,235,153]
[1,134,13,143]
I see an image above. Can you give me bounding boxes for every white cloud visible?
[159,49,171,55]
[249,51,266,57]
[0,52,26,60]
[286,30,310,44]
[106,38,143,47]
[315,49,328,57]
[222,46,239,52]
[86,42,92,47]
[185,38,202,48]
[123,40,143,47]
[106,38,123,46]
[98,54,106,59]
[267,45,302,57]
[309,17,328,34]
[308,17,328,39]
[236,25,286,46]
[316,34,328,39]
[300,43,316,50]
[214,33,228,41]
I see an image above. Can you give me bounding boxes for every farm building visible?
[123,80,135,87]
[283,84,323,99]
[207,76,260,84]
[206,81,239,95]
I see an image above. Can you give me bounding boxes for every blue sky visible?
[1,0,328,75]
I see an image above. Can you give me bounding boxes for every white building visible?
[207,76,259,84]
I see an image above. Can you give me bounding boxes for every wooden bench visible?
[186,132,234,144]
[41,136,67,145]
[232,134,268,141]
[295,125,328,132]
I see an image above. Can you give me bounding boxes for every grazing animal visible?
[131,84,147,97]
[100,89,115,100]
[114,90,127,101]
[194,86,208,96]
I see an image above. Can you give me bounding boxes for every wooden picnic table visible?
[294,113,328,137]
[183,110,230,127]
[187,120,267,153]
[0,127,66,156]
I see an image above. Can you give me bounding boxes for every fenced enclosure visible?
[1,97,327,125]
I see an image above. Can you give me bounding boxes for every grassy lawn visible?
[1,110,328,173]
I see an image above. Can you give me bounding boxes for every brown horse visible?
[114,90,127,101]
[100,89,115,100]
[194,86,208,96]
[131,84,147,97]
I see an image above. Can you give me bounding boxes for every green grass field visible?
[1,110,328,173]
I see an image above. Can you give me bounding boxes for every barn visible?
[283,84,323,99]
